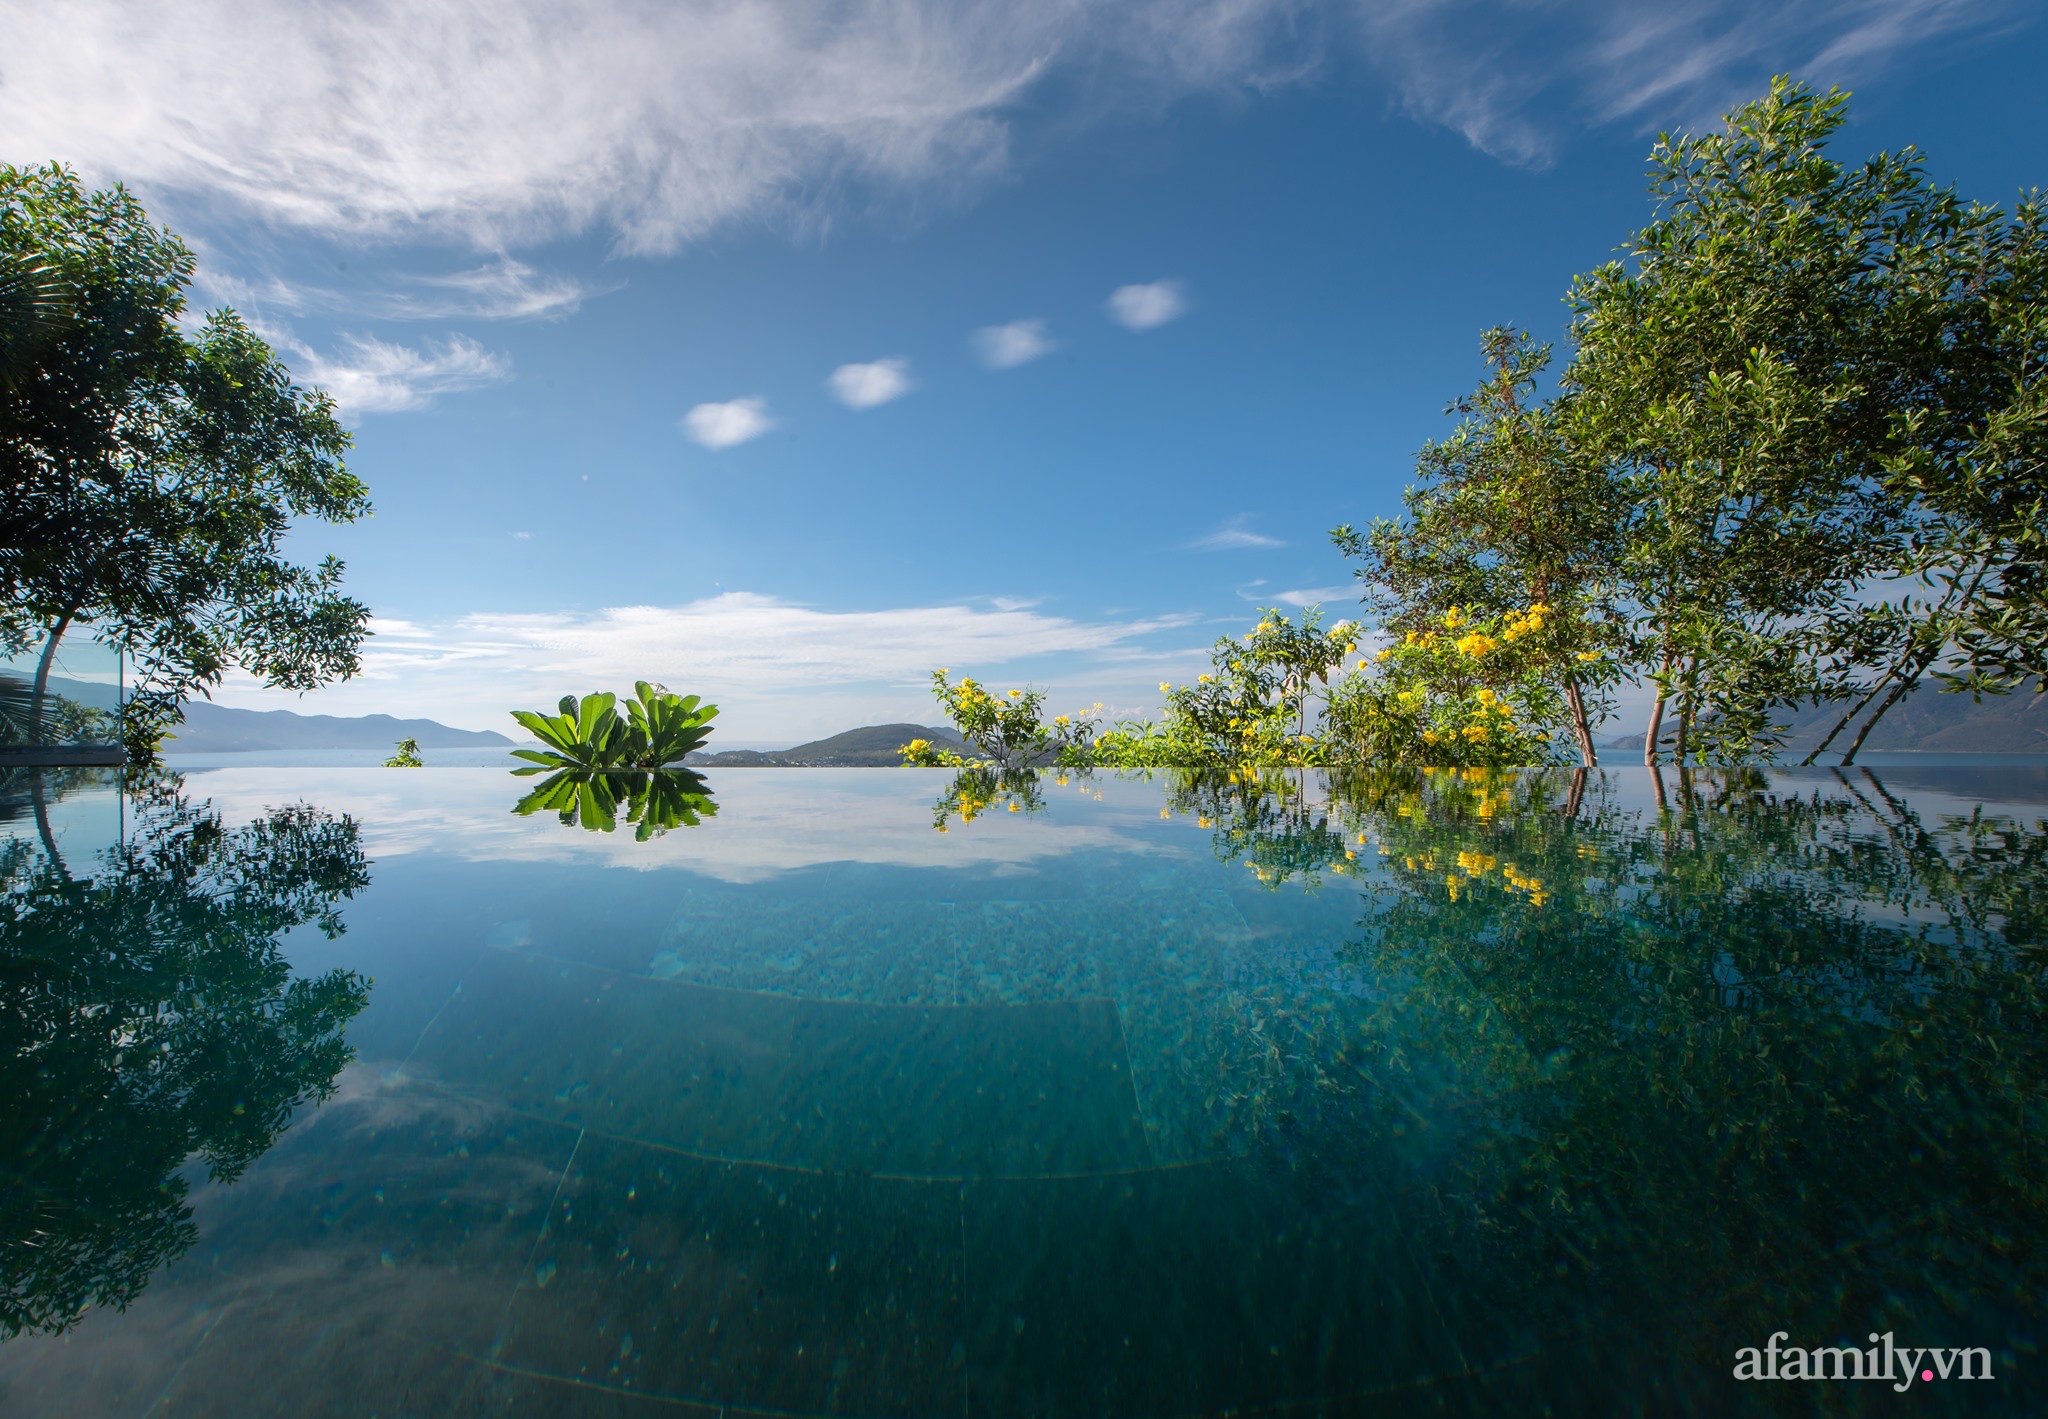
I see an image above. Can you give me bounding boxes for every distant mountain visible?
[164,700,514,753]
[1608,685,2048,755]
[687,723,971,768]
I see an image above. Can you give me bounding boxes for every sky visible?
[6,0,2047,746]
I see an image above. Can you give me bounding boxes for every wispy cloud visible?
[285,332,512,414]
[1106,279,1188,331]
[1186,516,1282,551]
[972,318,1055,369]
[1271,585,1354,608]
[3,1,1318,255]
[394,257,605,320]
[827,358,915,410]
[1353,0,2022,166]
[682,398,776,449]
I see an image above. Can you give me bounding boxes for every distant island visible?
[686,724,972,768]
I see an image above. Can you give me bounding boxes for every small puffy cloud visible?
[289,332,511,414]
[1187,516,1282,551]
[1106,279,1187,331]
[972,318,1054,369]
[682,397,775,449]
[827,358,915,410]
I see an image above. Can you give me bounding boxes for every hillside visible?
[1608,685,2048,755]
[164,700,514,753]
[687,723,970,767]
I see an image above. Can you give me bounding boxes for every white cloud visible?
[1106,280,1188,331]
[827,358,915,410]
[1186,516,1283,551]
[0,1,2005,265]
[286,332,511,414]
[203,593,1203,743]
[682,398,775,450]
[1,1,1317,255]
[972,319,1055,369]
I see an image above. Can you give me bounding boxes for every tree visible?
[1333,328,1627,765]
[1564,79,2024,764]
[0,164,371,758]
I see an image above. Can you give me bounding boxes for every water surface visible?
[2,765,2042,1415]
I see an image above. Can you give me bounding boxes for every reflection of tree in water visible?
[1210,765,2047,1378]
[0,773,371,1337]
[929,765,1046,830]
[512,767,717,839]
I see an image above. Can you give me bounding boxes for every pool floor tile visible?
[492,1133,966,1417]
[773,996,1151,1178]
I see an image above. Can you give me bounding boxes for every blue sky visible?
[8,1,2047,744]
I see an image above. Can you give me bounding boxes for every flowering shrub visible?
[1325,602,1614,766]
[927,670,1098,768]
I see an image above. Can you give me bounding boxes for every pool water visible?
[1,765,2043,1416]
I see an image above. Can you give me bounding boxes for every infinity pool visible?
[2,765,2042,1415]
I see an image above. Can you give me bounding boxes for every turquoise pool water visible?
[2,765,2043,1415]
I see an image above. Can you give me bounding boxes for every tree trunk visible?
[1563,675,1597,767]
[27,608,76,745]
[1839,673,1919,765]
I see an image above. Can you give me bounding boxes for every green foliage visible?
[1,164,371,759]
[1322,602,1595,767]
[928,671,1097,769]
[0,776,372,1337]
[1333,328,1626,764]
[510,681,717,770]
[382,736,423,767]
[511,767,717,839]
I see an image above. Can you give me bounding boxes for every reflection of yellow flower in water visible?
[1159,808,1172,820]
[1006,802,1021,812]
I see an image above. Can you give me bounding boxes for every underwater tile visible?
[960,1162,1460,1418]
[770,996,1151,1178]
[404,951,803,1161]
[492,1133,964,1417]
[7,1080,582,1417]
[653,896,966,1005]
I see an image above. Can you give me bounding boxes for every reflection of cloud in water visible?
[0,1065,575,1412]
[173,767,1181,882]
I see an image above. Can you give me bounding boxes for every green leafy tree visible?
[0,776,372,1336]
[1564,79,2027,764]
[0,164,372,759]
[382,736,424,767]
[1334,329,1626,765]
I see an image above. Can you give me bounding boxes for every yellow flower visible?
[1375,648,1392,662]
[1198,673,1213,683]
[1008,689,1022,698]
[1160,682,1173,694]
[1344,642,1357,654]
[1442,606,1466,630]
[1455,633,1498,657]
[1577,650,1601,662]
[1463,724,1488,741]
